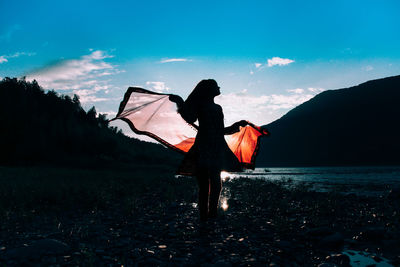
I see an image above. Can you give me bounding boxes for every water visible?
[343,250,393,267]
[221,166,400,195]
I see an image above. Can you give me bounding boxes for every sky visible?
[1,0,400,137]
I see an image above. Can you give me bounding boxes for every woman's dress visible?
[178,103,242,175]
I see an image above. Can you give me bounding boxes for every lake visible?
[221,166,400,195]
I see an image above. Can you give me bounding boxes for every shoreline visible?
[1,166,399,266]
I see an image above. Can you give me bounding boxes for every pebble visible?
[318,233,344,250]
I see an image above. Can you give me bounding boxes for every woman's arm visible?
[168,94,184,109]
[224,120,248,135]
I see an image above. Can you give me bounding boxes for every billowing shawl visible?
[112,87,269,171]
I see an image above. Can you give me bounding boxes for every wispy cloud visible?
[307,87,325,93]
[267,57,295,67]
[146,81,170,92]
[26,50,115,90]
[26,50,122,104]
[287,88,304,94]
[0,52,36,64]
[160,58,192,63]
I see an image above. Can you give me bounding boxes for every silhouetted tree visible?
[0,77,181,168]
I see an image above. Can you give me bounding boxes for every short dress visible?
[177,103,243,175]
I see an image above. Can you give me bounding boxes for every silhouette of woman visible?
[112,79,268,221]
[173,79,248,221]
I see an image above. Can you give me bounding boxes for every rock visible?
[277,240,293,249]
[325,253,350,267]
[359,227,386,242]
[306,227,334,239]
[47,256,57,264]
[4,239,70,260]
[371,255,382,263]
[318,233,344,250]
[95,249,105,254]
[387,187,400,200]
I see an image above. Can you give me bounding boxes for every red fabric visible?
[112,87,269,170]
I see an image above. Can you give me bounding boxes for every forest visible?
[0,77,181,169]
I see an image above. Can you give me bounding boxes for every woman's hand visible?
[232,120,248,129]
[236,120,248,127]
[169,94,184,108]
[224,120,248,134]
[169,94,183,103]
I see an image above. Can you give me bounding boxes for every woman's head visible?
[193,79,220,99]
[178,79,220,124]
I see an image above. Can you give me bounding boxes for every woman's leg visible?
[196,172,210,221]
[208,171,222,218]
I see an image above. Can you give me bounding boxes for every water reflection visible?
[218,167,400,195]
[220,171,230,182]
[220,177,231,211]
[221,198,228,211]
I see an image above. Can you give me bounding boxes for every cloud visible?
[0,56,7,64]
[267,94,314,110]
[146,81,170,92]
[77,95,109,103]
[98,110,117,118]
[216,90,271,125]
[308,87,325,93]
[215,87,322,125]
[363,65,374,72]
[26,50,122,104]
[251,57,294,72]
[160,58,192,63]
[0,51,36,64]
[287,88,304,94]
[27,50,115,89]
[267,57,294,67]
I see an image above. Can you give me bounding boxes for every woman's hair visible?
[179,79,218,124]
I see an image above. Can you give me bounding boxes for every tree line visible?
[0,77,181,169]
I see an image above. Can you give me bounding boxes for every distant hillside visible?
[257,75,400,167]
[0,77,181,169]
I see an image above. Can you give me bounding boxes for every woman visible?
[112,79,267,221]
[172,79,248,221]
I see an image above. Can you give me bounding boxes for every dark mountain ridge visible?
[257,75,400,167]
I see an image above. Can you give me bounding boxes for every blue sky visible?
[1,0,400,135]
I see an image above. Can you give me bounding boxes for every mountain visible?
[257,75,400,167]
[0,77,181,169]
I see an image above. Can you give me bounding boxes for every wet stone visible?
[325,253,351,267]
[318,233,344,250]
[306,227,334,238]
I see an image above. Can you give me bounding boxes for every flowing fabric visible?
[112,87,269,174]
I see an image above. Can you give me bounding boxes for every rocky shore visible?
[1,167,400,266]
